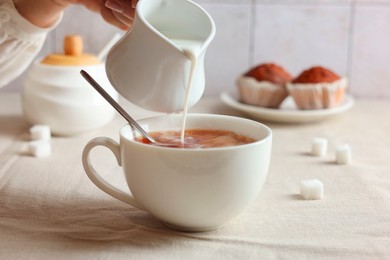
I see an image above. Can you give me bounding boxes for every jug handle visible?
[82,137,145,210]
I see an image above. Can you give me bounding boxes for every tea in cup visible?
[82,114,272,231]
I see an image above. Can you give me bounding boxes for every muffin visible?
[287,66,347,110]
[237,63,292,108]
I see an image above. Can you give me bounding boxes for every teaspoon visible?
[80,70,176,147]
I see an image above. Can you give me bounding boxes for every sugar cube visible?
[28,140,51,157]
[300,179,324,200]
[30,125,51,141]
[336,144,351,165]
[311,137,328,157]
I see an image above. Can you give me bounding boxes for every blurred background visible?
[2,0,390,99]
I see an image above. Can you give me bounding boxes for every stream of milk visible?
[170,39,203,144]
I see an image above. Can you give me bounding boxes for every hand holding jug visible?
[105,0,216,113]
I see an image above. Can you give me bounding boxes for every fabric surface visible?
[0,93,389,259]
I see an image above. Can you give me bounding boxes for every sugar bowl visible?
[22,35,117,136]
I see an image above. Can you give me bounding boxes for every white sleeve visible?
[0,0,62,88]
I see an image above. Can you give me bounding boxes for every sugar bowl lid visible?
[41,35,100,66]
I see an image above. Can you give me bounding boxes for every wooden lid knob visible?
[64,35,83,56]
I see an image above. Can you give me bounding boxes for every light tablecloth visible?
[0,93,389,259]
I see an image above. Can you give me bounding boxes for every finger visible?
[100,5,130,31]
[123,7,135,20]
[112,11,133,27]
[105,0,134,19]
[77,0,101,13]
[131,0,138,8]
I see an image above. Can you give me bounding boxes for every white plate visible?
[220,91,355,123]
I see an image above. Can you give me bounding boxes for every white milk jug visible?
[105,0,215,113]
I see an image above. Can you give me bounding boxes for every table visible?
[1,93,389,259]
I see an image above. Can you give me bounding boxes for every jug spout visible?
[105,0,215,113]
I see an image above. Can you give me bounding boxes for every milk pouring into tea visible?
[105,0,215,144]
[171,39,202,143]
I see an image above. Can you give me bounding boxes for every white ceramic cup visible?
[82,114,272,232]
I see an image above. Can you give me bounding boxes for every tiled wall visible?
[3,0,390,99]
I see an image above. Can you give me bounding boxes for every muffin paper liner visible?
[237,77,288,108]
[287,78,347,110]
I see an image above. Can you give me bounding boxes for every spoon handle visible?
[80,70,152,140]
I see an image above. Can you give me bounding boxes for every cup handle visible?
[82,137,144,210]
